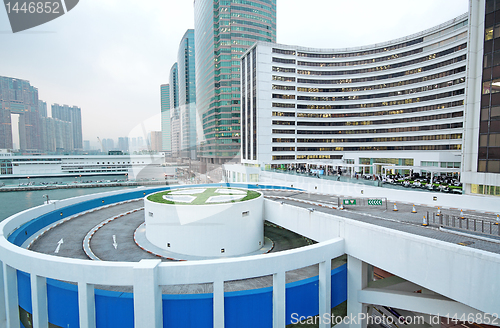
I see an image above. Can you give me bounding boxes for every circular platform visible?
[144,187,265,257]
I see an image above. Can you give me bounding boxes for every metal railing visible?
[431,212,500,237]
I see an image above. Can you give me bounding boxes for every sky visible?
[0,0,469,147]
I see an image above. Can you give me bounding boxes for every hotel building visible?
[240,14,468,176]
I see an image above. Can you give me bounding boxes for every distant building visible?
[40,117,73,152]
[160,84,171,154]
[194,0,277,164]
[171,107,181,158]
[178,29,197,160]
[51,104,83,150]
[118,137,129,153]
[83,140,90,150]
[170,63,180,158]
[38,100,47,118]
[102,138,114,152]
[150,131,162,152]
[0,76,41,151]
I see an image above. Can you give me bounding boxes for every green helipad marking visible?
[147,188,260,205]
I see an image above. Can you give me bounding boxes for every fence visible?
[431,212,500,237]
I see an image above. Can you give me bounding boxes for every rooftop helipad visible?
[147,187,260,205]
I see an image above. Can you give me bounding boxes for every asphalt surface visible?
[28,198,325,293]
[261,190,500,254]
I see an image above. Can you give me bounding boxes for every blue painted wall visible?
[12,184,347,328]
[17,265,347,328]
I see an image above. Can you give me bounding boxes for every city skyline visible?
[0,0,468,141]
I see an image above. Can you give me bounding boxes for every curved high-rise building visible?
[241,14,468,174]
[194,0,277,164]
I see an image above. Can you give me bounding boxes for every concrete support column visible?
[78,282,96,328]
[273,271,286,328]
[319,260,332,328]
[133,259,162,328]
[347,255,371,328]
[213,280,225,328]
[31,275,48,328]
[3,263,19,328]
[0,261,5,326]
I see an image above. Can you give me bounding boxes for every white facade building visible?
[0,153,165,178]
[241,15,468,174]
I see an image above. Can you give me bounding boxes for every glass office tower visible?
[194,0,276,164]
[161,84,171,153]
[178,29,197,159]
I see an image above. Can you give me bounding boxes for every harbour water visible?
[0,184,137,222]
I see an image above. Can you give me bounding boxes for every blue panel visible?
[17,271,31,313]
[331,265,348,307]
[225,286,273,328]
[46,278,79,327]
[95,289,134,328]
[163,293,213,328]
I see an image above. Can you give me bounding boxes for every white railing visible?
[0,188,345,328]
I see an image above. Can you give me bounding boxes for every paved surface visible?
[29,199,320,293]
[262,190,500,254]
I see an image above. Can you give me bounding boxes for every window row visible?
[293,78,464,102]
[296,44,467,76]
[296,47,423,67]
[294,38,424,59]
[294,111,463,127]
[479,133,500,147]
[295,89,465,110]
[292,134,462,144]
[294,122,463,135]
[270,145,461,156]
[295,55,466,85]
[295,67,465,93]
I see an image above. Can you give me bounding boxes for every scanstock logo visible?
[3,0,79,33]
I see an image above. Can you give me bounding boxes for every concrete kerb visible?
[25,199,142,250]
[83,207,145,261]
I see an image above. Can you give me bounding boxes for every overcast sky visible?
[0,0,468,146]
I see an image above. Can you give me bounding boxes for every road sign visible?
[343,199,356,205]
[367,199,383,206]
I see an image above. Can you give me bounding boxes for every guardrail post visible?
[273,271,286,328]
[133,259,162,328]
[474,219,477,232]
[213,280,225,328]
[319,260,332,328]
[482,220,484,233]
[3,263,19,328]
[31,275,48,328]
[78,282,96,328]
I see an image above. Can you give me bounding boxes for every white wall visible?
[251,169,500,213]
[144,192,264,257]
[264,199,500,315]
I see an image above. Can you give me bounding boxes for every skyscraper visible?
[177,29,197,159]
[150,131,162,152]
[194,0,277,164]
[160,84,171,154]
[51,104,83,150]
[0,76,41,151]
[38,100,47,118]
[463,0,500,195]
[169,63,180,157]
